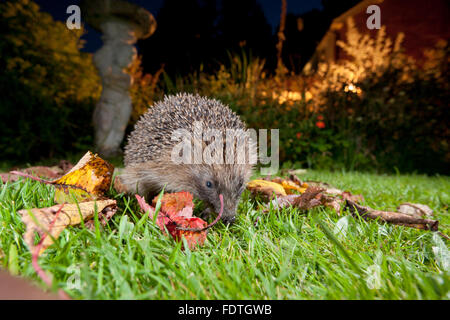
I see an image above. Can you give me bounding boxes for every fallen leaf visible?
[29,204,71,299]
[281,180,307,194]
[261,176,444,236]
[22,167,61,179]
[84,205,117,230]
[268,194,300,210]
[10,152,114,203]
[112,171,128,194]
[20,200,117,254]
[135,194,156,218]
[0,173,16,183]
[1,167,59,183]
[341,191,364,203]
[1,161,75,184]
[288,173,306,187]
[57,160,74,173]
[397,203,434,218]
[268,187,331,212]
[136,194,169,230]
[323,196,342,213]
[247,179,287,199]
[53,187,95,204]
[292,187,325,210]
[152,191,194,217]
[268,177,284,184]
[281,168,307,176]
[166,216,208,250]
[345,200,439,231]
[52,151,114,203]
[304,181,343,195]
[136,192,224,250]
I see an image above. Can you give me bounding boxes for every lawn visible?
[0,170,449,299]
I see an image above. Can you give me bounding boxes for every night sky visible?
[34,0,323,52]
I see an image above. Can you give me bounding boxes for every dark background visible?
[34,0,361,76]
[1,0,448,174]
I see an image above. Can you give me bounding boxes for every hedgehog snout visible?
[221,215,236,225]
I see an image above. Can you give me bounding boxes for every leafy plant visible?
[0,0,100,161]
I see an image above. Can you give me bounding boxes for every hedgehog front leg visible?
[117,164,161,198]
[198,206,213,220]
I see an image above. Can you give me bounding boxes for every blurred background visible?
[0,0,448,174]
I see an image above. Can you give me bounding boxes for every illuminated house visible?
[303,0,450,72]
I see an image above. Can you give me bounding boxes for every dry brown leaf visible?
[304,181,343,195]
[1,161,74,184]
[20,200,117,255]
[397,203,434,218]
[112,172,129,194]
[268,194,300,210]
[268,187,332,212]
[288,173,305,186]
[261,178,441,234]
[0,173,16,183]
[341,191,364,203]
[84,205,118,230]
[345,200,439,231]
[1,167,60,183]
[292,187,325,210]
[269,177,285,184]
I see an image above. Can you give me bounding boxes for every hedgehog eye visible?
[206,181,213,188]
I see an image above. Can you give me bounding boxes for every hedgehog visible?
[119,93,255,224]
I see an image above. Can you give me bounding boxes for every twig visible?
[10,171,52,184]
[276,0,287,69]
[438,232,450,241]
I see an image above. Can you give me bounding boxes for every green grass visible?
[0,170,449,299]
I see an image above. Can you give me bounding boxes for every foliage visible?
[313,19,408,96]
[1,1,447,175]
[156,18,449,174]
[127,55,164,122]
[308,19,450,173]
[0,0,101,161]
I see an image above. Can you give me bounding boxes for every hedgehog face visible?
[191,164,250,225]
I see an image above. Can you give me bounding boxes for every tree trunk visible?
[92,20,137,158]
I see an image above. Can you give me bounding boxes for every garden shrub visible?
[308,19,449,174]
[2,1,446,175]
[155,26,449,174]
[0,0,101,162]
